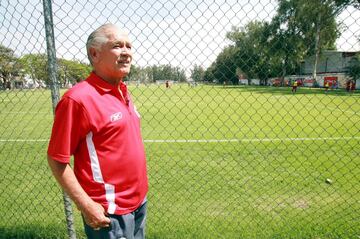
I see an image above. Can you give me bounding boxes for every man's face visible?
[93,28,133,81]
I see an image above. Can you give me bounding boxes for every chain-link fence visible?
[1,0,360,238]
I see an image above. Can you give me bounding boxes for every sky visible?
[49,0,279,69]
[336,6,360,52]
[1,0,359,73]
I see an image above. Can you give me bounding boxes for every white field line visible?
[144,136,360,143]
[0,136,359,143]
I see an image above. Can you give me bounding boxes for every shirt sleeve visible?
[47,97,90,163]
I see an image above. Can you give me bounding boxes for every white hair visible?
[86,23,125,65]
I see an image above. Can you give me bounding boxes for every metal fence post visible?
[42,0,77,238]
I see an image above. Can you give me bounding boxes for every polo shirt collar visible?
[87,71,124,94]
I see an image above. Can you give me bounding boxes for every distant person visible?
[331,81,337,90]
[291,80,298,93]
[346,81,351,92]
[47,23,148,239]
[350,81,355,93]
[324,82,329,93]
[165,80,170,88]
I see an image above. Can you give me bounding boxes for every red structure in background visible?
[324,76,338,88]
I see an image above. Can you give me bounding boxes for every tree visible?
[206,1,358,87]
[213,45,239,84]
[227,21,275,85]
[145,64,187,83]
[20,55,91,87]
[275,0,352,82]
[58,59,91,86]
[126,65,142,83]
[190,65,205,82]
[0,45,21,89]
[175,67,187,82]
[203,45,239,85]
[142,66,155,84]
[269,2,308,85]
[346,53,360,81]
[19,54,49,86]
[203,63,216,83]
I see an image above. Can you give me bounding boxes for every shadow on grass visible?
[0,224,70,239]
[217,85,360,97]
[0,225,201,239]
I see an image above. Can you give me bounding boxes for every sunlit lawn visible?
[0,84,359,238]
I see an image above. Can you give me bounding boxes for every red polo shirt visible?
[47,72,148,215]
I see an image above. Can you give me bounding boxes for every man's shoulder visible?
[63,79,94,101]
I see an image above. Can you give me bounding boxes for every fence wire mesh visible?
[1,0,360,238]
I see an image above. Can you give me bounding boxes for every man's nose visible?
[120,47,131,54]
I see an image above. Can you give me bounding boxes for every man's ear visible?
[89,47,99,63]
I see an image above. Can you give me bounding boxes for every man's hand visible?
[47,157,111,230]
[81,200,111,230]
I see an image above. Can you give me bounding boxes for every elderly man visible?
[47,23,148,239]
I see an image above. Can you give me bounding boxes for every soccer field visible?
[0,84,359,238]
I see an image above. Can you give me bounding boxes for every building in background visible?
[300,50,359,89]
[270,51,360,89]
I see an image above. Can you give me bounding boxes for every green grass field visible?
[0,84,359,238]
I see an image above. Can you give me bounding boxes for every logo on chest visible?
[110,112,123,122]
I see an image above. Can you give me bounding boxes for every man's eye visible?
[113,43,131,49]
